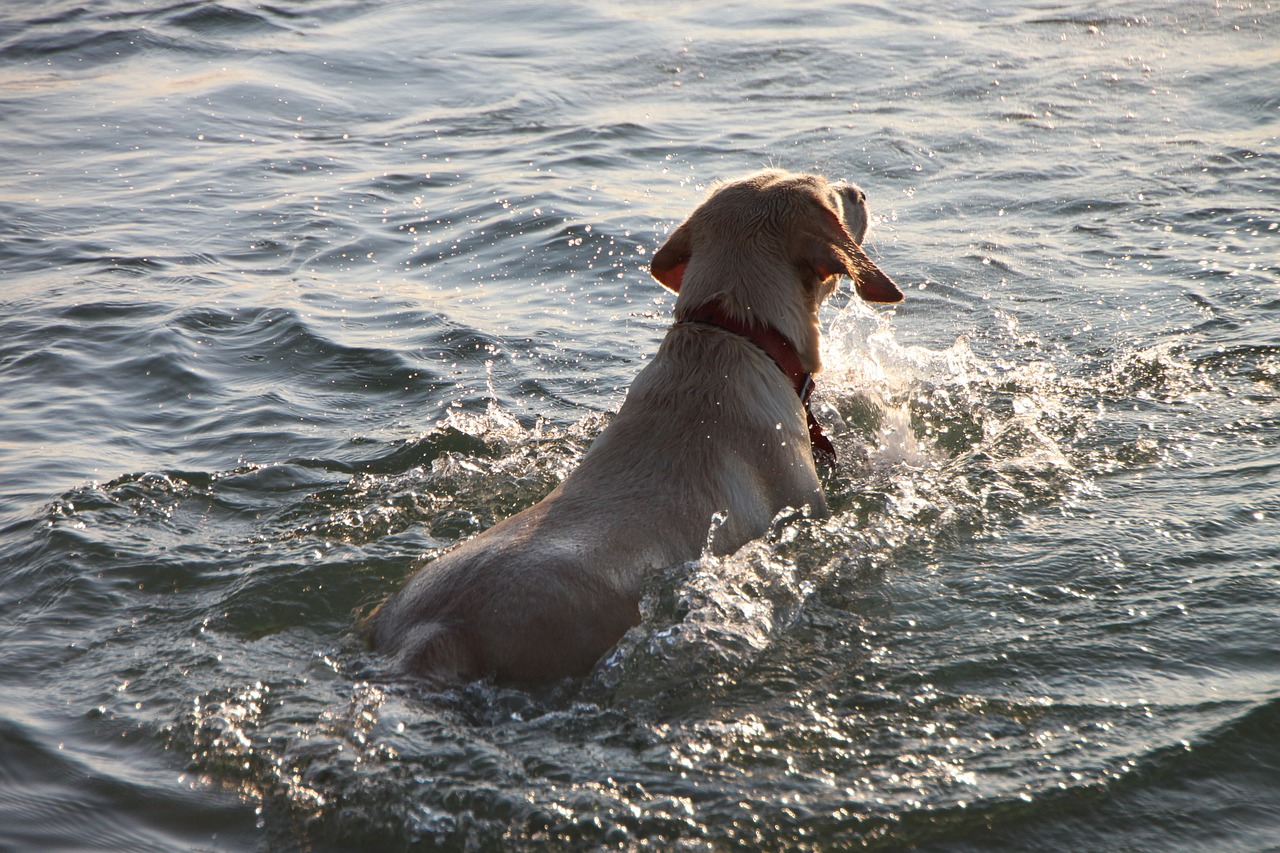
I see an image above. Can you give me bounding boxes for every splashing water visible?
[28,274,1233,851]
[3,2,1276,848]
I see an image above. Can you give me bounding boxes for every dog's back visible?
[361,320,823,683]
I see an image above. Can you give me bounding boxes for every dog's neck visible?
[671,253,823,373]
[678,300,836,465]
[681,301,809,394]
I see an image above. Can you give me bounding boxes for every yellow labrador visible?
[361,170,902,684]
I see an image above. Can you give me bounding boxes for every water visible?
[1,0,1277,849]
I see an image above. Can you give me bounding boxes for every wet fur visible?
[360,170,901,685]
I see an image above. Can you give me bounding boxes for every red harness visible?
[680,302,837,466]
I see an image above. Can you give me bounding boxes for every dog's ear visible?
[845,242,904,304]
[651,220,692,293]
[806,208,903,304]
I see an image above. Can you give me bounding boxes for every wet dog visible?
[361,170,902,684]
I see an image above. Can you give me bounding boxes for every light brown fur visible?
[360,170,901,685]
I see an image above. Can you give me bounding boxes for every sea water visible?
[1,1,1277,849]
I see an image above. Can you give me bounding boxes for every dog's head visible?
[649,170,901,372]
[650,170,902,305]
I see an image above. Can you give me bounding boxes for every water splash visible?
[132,292,1238,850]
[585,298,1099,708]
[593,510,817,710]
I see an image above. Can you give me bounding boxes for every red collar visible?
[679,302,836,465]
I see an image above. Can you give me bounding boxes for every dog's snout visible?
[837,183,866,205]
[834,182,870,245]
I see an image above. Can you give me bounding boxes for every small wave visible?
[0,25,188,64]
[0,714,256,851]
[164,2,289,36]
[174,304,438,396]
[0,0,302,68]
[1024,14,1150,29]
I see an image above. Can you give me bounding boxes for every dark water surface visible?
[2,1,1278,850]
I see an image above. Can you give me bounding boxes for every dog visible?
[360,170,902,685]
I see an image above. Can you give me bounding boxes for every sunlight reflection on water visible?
[0,0,1278,849]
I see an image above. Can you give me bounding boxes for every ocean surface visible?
[1,1,1277,850]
